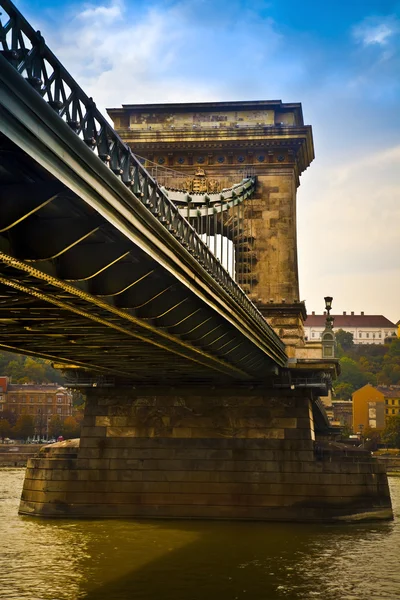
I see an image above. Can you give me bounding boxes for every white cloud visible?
[353,15,400,48]
[354,23,393,46]
[37,0,284,115]
[77,1,123,21]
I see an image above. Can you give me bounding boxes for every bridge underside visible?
[0,128,284,386]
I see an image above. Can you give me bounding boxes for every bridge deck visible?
[0,9,287,385]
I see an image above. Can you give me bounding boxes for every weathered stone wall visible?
[250,173,299,305]
[19,388,392,521]
[108,100,313,308]
[0,443,44,467]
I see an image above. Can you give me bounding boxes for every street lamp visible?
[321,296,336,358]
[324,296,333,314]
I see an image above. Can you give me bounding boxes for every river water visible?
[1,469,400,600]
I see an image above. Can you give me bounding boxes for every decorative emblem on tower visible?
[192,167,207,193]
[188,168,220,194]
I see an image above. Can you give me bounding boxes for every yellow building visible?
[352,384,400,433]
[384,387,400,420]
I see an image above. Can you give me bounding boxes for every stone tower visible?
[107,100,314,353]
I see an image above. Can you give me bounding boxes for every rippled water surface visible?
[1,469,400,600]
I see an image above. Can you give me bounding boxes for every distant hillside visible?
[0,351,64,384]
[334,331,400,399]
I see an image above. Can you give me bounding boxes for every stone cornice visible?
[118,128,314,176]
[108,99,305,122]
[108,100,314,176]
[257,302,307,321]
[116,126,312,145]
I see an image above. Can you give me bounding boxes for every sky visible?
[16,0,400,323]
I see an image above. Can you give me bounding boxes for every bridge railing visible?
[0,0,285,345]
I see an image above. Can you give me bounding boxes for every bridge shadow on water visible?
[54,515,394,600]
[76,518,306,600]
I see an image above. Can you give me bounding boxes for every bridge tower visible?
[108,100,314,355]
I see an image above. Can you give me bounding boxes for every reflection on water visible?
[1,469,400,600]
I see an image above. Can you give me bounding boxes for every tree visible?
[378,338,400,385]
[0,350,65,384]
[7,358,26,382]
[62,416,80,439]
[363,426,382,451]
[23,357,47,383]
[335,357,370,397]
[335,329,354,353]
[334,382,354,400]
[48,415,63,438]
[1,409,17,428]
[13,415,34,440]
[338,423,353,439]
[0,418,11,442]
[382,415,400,448]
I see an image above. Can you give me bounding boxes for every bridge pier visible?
[20,387,392,521]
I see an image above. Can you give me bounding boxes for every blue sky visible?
[16,0,400,322]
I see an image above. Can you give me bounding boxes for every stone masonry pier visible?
[19,388,392,521]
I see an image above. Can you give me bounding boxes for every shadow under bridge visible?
[0,0,287,387]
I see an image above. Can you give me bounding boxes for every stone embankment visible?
[0,444,45,467]
[374,453,400,474]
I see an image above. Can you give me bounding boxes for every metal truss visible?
[0,0,289,385]
[0,0,265,334]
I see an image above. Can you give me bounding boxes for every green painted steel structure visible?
[0,0,307,389]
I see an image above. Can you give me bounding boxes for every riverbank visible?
[0,443,44,467]
[374,451,400,473]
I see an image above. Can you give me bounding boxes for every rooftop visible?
[5,383,67,392]
[108,99,304,123]
[305,313,397,328]
[376,385,400,398]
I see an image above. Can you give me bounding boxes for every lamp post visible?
[37,408,43,441]
[324,296,334,330]
[359,423,364,448]
[324,296,333,313]
[321,296,336,358]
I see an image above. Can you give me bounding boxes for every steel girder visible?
[0,2,287,385]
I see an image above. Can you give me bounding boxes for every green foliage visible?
[1,410,17,428]
[379,338,400,385]
[48,415,64,438]
[334,337,400,398]
[13,415,35,440]
[334,382,354,400]
[382,415,400,448]
[335,357,370,397]
[335,329,354,353]
[363,426,382,451]
[48,415,81,439]
[0,350,64,384]
[62,416,80,439]
[338,423,353,438]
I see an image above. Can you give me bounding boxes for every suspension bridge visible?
[0,0,392,522]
